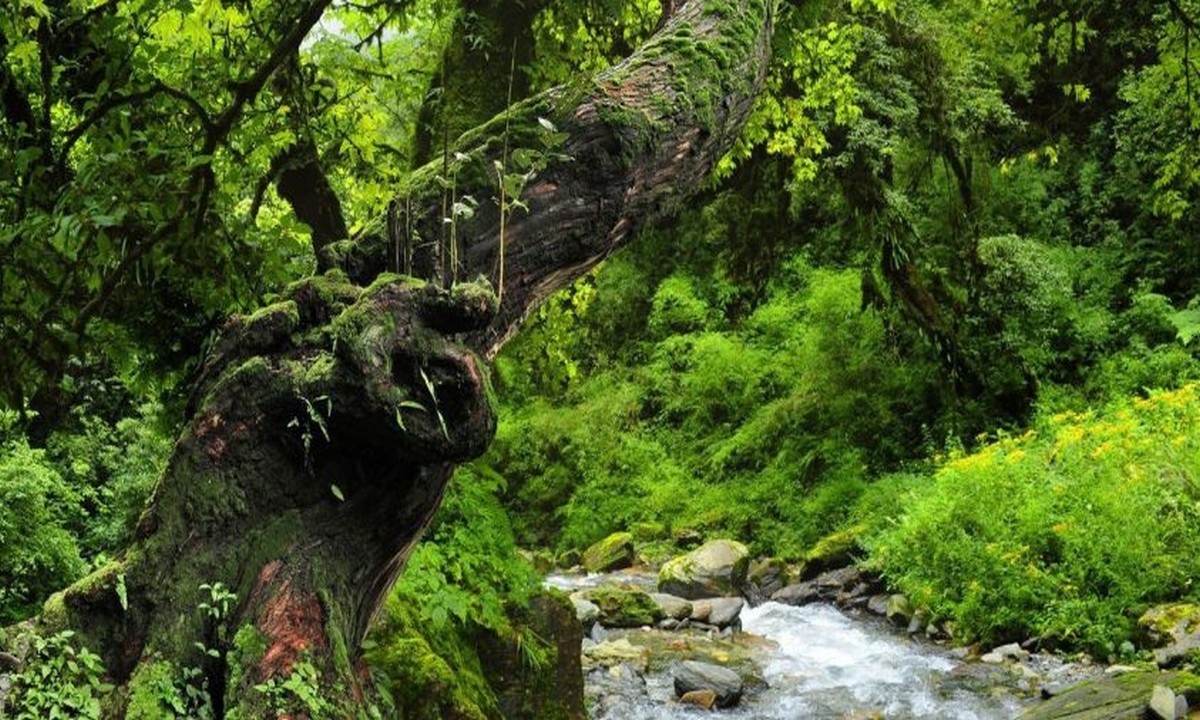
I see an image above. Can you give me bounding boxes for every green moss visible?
[805,523,866,565]
[581,531,635,573]
[577,585,663,627]
[243,300,299,340]
[39,591,68,630]
[124,660,180,720]
[227,624,268,685]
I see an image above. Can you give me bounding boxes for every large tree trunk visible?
[33,1,776,716]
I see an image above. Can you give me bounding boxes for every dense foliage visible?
[4,0,1200,713]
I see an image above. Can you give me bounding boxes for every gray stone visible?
[886,594,913,626]
[1105,665,1139,676]
[1017,670,1197,720]
[649,593,693,620]
[907,609,929,635]
[582,532,636,573]
[771,581,820,606]
[673,660,744,708]
[1149,684,1178,720]
[658,540,750,600]
[1139,604,1200,668]
[988,642,1030,662]
[590,623,608,643]
[1176,694,1189,719]
[867,594,890,616]
[705,597,745,629]
[745,557,789,603]
[572,597,600,625]
[582,638,650,673]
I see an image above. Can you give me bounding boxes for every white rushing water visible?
[589,601,1023,719]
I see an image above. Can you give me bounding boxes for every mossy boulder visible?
[1017,670,1200,720]
[658,540,750,600]
[582,532,636,573]
[800,524,865,580]
[574,586,663,628]
[1138,603,1200,667]
[744,557,789,603]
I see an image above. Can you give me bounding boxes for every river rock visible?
[557,548,582,569]
[744,557,789,604]
[981,642,1030,664]
[679,689,718,710]
[800,524,865,580]
[582,532,636,573]
[771,580,820,606]
[705,597,745,629]
[583,638,651,672]
[673,660,744,708]
[1138,603,1200,667]
[1017,670,1200,720]
[658,540,750,600]
[575,586,664,628]
[866,594,890,616]
[885,594,913,626]
[572,597,600,625]
[585,662,648,717]
[650,593,693,620]
[1149,684,1176,720]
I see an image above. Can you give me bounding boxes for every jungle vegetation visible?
[2,0,1200,715]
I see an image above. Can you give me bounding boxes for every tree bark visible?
[32,1,777,716]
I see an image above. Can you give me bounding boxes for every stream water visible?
[550,573,1028,719]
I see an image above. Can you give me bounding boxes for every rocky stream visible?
[546,536,1200,720]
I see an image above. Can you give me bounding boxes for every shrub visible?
[0,441,86,623]
[866,384,1200,653]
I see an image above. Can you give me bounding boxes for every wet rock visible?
[816,566,866,595]
[906,609,929,635]
[982,642,1030,663]
[1105,665,1139,676]
[1149,684,1178,720]
[1017,670,1200,720]
[745,557,789,604]
[940,661,1021,696]
[658,540,750,600]
[590,623,608,643]
[771,580,820,606]
[1138,603,1200,667]
[800,524,865,580]
[582,532,636,574]
[885,594,913,626]
[586,662,648,716]
[583,638,651,673]
[679,688,718,710]
[672,528,704,549]
[575,585,664,628]
[866,594,890,617]
[573,597,600,625]
[557,548,582,569]
[649,593,693,620]
[705,598,745,629]
[673,660,744,708]
[840,711,884,720]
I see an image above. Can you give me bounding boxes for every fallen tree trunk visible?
[26,1,777,716]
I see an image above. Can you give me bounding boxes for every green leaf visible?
[330,484,345,502]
